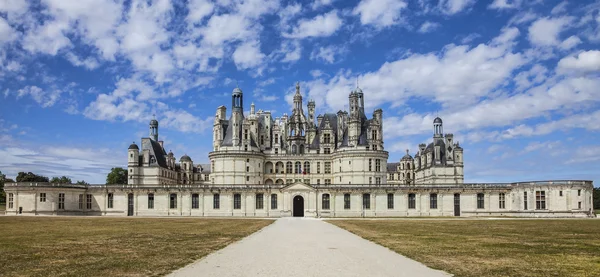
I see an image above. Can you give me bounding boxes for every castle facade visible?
[2,84,595,217]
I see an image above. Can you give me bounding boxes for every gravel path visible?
[168,218,451,277]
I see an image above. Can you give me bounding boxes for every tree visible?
[594,187,600,211]
[106,167,127,184]
[0,171,5,204]
[15,172,49,182]
[50,176,72,184]
[75,180,89,185]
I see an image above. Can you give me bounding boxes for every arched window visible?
[477,193,485,209]
[344,193,351,209]
[192,193,199,209]
[299,144,304,154]
[286,162,292,173]
[322,194,330,210]
[170,193,177,209]
[271,194,277,209]
[234,194,241,209]
[408,193,416,209]
[295,161,301,174]
[304,161,310,174]
[292,144,297,154]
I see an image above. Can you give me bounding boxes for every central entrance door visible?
[453,193,460,216]
[127,193,134,216]
[293,195,304,217]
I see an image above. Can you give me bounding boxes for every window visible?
[376,177,381,185]
[58,193,65,209]
[368,159,372,171]
[375,159,381,172]
[256,194,264,209]
[430,193,438,209]
[325,179,331,184]
[408,193,416,209]
[390,174,394,180]
[344,193,351,209]
[78,194,83,209]
[271,194,277,209]
[246,166,249,172]
[559,191,563,196]
[286,162,292,173]
[86,194,92,209]
[275,148,278,154]
[322,194,330,210]
[234,194,241,209]
[317,179,320,184]
[369,177,372,184]
[499,193,506,209]
[578,189,581,196]
[323,133,331,143]
[295,161,301,174]
[324,148,331,154]
[578,201,582,209]
[108,193,114,208]
[246,176,250,181]
[387,193,394,209]
[371,130,377,140]
[324,162,331,173]
[304,161,310,173]
[362,194,370,209]
[148,193,155,209]
[192,194,199,209]
[535,191,546,210]
[213,194,220,209]
[317,162,321,173]
[477,193,485,209]
[8,193,13,209]
[524,191,528,210]
[170,193,177,209]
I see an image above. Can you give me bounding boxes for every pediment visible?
[282,183,315,191]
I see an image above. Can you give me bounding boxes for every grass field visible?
[331,219,600,277]
[0,217,272,277]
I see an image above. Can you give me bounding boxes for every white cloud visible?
[558,35,581,50]
[312,0,336,10]
[284,10,342,39]
[186,0,215,24]
[22,20,72,55]
[551,1,568,15]
[65,52,99,70]
[0,17,17,45]
[232,40,265,70]
[279,40,302,63]
[12,86,62,108]
[310,70,324,78]
[528,16,573,47]
[488,0,522,10]
[353,0,407,28]
[438,0,476,15]
[557,50,600,74]
[418,21,440,33]
[310,45,346,64]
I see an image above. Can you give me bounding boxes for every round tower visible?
[149,117,159,141]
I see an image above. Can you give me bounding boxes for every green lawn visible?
[0,217,273,277]
[330,219,600,277]
[0,203,5,211]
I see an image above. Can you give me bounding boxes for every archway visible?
[293,195,304,217]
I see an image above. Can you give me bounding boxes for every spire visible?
[295,82,301,96]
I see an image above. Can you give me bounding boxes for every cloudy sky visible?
[0,0,599,185]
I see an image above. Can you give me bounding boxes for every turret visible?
[433,117,443,138]
[149,117,158,141]
[307,100,315,125]
[180,154,193,184]
[128,142,139,167]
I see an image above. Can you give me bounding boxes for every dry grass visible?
[0,217,272,277]
[330,219,600,277]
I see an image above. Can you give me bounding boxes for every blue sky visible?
[0,0,599,185]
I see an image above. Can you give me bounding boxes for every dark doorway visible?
[127,193,134,216]
[454,193,460,216]
[293,195,304,217]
